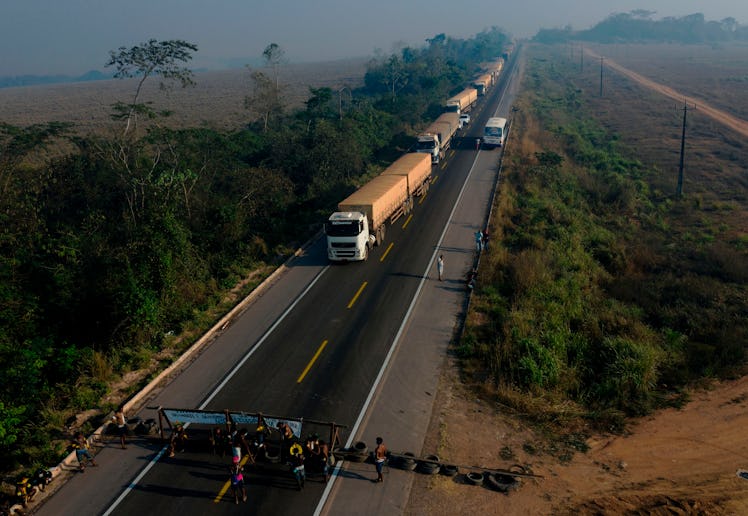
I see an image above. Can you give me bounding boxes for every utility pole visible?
[677,100,694,197]
[599,57,604,97]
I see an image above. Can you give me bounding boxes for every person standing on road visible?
[229,463,247,504]
[112,406,127,449]
[373,437,387,483]
[319,439,333,482]
[290,446,305,490]
[436,254,444,281]
[474,230,483,252]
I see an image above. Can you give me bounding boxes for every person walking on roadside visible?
[73,432,97,472]
[436,254,444,281]
[373,437,387,483]
[112,406,127,449]
[482,228,490,250]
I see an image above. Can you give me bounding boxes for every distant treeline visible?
[0,29,508,471]
[0,70,112,89]
[535,11,748,44]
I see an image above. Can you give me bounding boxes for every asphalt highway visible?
[36,48,520,516]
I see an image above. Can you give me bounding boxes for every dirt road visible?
[585,48,748,139]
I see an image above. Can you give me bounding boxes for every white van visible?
[483,117,507,148]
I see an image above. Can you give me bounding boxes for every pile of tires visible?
[134,418,158,435]
[397,452,417,471]
[416,454,440,475]
[440,464,459,477]
[346,441,368,462]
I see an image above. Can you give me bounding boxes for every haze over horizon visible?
[1,0,746,76]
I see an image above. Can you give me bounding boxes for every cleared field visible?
[0,58,367,134]
[574,43,748,236]
[586,42,748,121]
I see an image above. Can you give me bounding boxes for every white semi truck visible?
[326,153,432,262]
[415,112,460,164]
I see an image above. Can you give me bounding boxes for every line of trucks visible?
[326,58,505,262]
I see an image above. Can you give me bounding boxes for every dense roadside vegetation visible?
[0,30,508,473]
[462,43,748,433]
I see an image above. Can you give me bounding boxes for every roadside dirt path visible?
[585,48,748,139]
[407,359,748,515]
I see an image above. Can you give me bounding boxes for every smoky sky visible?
[1,0,746,75]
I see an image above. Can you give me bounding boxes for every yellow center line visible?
[213,455,249,503]
[431,175,438,184]
[297,340,329,383]
[402,214,413,229]
[418,192,428,205]
[440,160,447,170]
[347,281,367,309]
[380,242,394,262]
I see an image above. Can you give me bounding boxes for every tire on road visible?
[265,446,281,463]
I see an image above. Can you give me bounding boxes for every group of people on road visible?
[208,422,335,498]
[474,228,489,252]
[287,433,334,490]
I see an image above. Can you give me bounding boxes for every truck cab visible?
[416,134,441,163]
[326,211,371,261]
